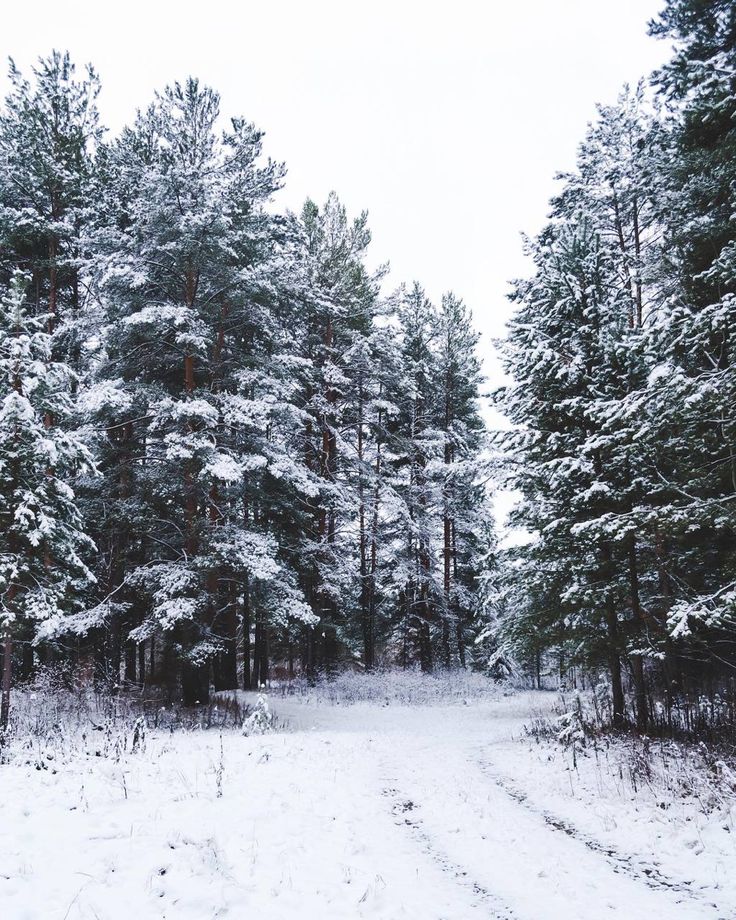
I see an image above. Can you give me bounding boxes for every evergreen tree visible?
[0,51,102,355]
[644,0,736,664]
[77,79,312,700]
[294,193,386,674]
[0,52,494,700]
[0,274,94,728]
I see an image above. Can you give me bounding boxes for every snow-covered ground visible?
[1,685,734,919]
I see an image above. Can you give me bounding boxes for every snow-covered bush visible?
[242,694,273,735]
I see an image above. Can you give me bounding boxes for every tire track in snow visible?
[474,757,727,918]
[380,785,519,920]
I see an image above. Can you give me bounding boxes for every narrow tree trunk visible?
[183,268,197,555]
[243,576,251,690]
[357,381,373,669]
[180,275,209,703]
[628,534,648,732]
[632,196,643,328]
[48,234,58,334]
[138,642,146,687]
[259,624,269,686]
[252,618,262,689]
[442,366,453,668]
[1,630,12,731]
[216,583,238,691]
[109,617,122,691]
[319,316,339,674]
[605,599,626,728]
[611,188,638,329]
[124,642,137,685]
[305,624,316,684]
[441,510,452,668]
[365,395,383,671]
[21,635,34,682]
[451,522,466,667]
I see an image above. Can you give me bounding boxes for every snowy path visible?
[1,692,732,919]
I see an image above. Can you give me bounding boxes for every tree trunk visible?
[442,367,453,668]
[1,630,12,731]
[605,599,626,728]
[108,617,122,691]
[628,534,648,732]
[214,583,238,691]
[124,642,137,685]
[48,234,58,334]
[441,496,452,668]
[319,316,339,674]
[138,641,146,687]
[452,522,466,667]
[357,381,373,669]
[243,576,251,690]
[252,618,262,689]
[21,636,34,682]
[260,624,269,686]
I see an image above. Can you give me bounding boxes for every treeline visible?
[490,0,736,732]
[0,54,490,720]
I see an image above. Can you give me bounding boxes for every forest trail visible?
[1,691,730,920]
[266,693,726,920]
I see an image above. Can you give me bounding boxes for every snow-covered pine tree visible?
[0,53,495,696]
[392,283,443,670]
[294,193,386,674]
[641,0,736,675]
[499,216,638,720]
[78,78,313,701]
[549,88,669,727]
[0,51,101,355]
[496,76,727,727]
[0,274,94,728]
[435,292,488,667]
[0,50,102,687]
[345,322,405,669]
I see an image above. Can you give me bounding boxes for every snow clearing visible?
[2,682,734,920]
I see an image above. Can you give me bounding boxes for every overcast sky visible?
[1,0,671,403]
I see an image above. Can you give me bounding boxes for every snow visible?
[1,688,734,919]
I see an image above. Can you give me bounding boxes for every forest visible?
[491,0,736,736]
[3,2,736,919]
[1,0,735,742]
[0,52,491,723]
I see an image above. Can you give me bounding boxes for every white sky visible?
[1,0,670,405]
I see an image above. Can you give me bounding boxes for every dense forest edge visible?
[0,51,491,725]
[2,0,736,744]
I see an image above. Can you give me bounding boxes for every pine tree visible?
[435,292,487,667]
[392,284,442,670]
[643,0,736,667]
[0,53,494,699]
[77,78,313,700]
[499,216,638,719]
[294,193,385,674]
[0,274,94,728]
[0,51,101,353]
